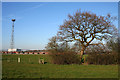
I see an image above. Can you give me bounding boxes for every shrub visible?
[85,44,118,65]
[87,53,118,65]
[49,51,81,65]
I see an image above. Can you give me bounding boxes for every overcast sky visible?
[2,2,118,50]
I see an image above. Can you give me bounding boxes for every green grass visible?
[2,54,118,78]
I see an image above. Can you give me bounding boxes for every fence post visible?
[41,59,44,64]
[39,58,41,64]
[18,57,20,63]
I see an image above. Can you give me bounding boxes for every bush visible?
[87,53,118,65]
[49,51,81,65]
[85,44,118,65]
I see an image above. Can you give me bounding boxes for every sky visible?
[2,2,118,50]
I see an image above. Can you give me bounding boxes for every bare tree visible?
[46,36,71,53]
[45,36,59,51]
[57,10,117,58]
[106,37,119,53]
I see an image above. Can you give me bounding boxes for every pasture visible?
[2,54,118,78]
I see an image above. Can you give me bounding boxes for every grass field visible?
[2,54,118,78]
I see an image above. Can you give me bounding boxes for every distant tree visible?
[58,41,70,52]
[57,10,117,59]
[85,44,107,54]
[45,36,59,51]
[106,37,119,53]
[46,36,71,53]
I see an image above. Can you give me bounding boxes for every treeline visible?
[45,9,119,65]
[46,36,119,65]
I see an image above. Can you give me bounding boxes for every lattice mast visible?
[10,19,15,50]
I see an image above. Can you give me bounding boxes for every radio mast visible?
[10,19,16,50]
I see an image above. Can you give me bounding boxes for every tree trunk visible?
[80,50,84,61]
[80,50,84,56]
[80,47,86,62]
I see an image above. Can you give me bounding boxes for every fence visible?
[3,57,45,64]
[2,55,50,64]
